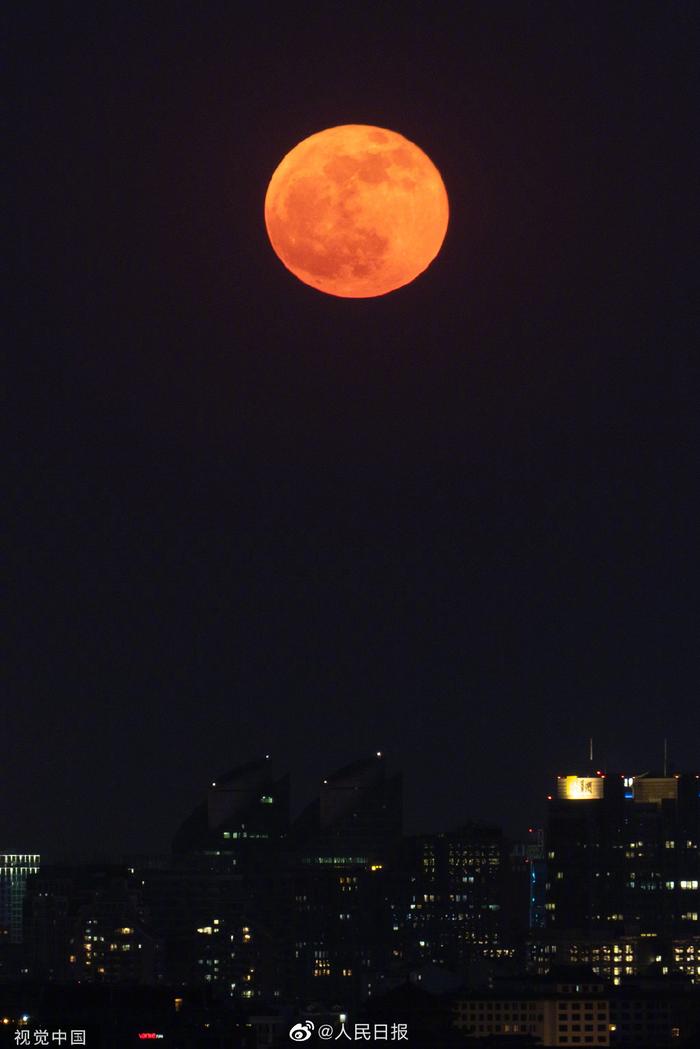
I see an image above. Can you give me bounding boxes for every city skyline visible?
[3,755,698,1044]
[6,747,699,862]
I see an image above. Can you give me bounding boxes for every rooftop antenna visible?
[589,737,594,765]
[663,737,668,777]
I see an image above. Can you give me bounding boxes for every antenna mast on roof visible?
[664,737,669,777]
[589,737,594,764]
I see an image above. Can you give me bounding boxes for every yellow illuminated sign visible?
[557,775,604,800]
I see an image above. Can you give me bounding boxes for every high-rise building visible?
[24,862,162,984]
[291,754,402,869]
[287,754,402,1008]
[546,771,699,933]
[172,756,290,872]
[389,822,510,978]
[168,757,291,1002]
[164,753,403,1007]
[531,768,700,983]
[137,860,288,1002]
[508,827,547,941]
[0,851,40,944]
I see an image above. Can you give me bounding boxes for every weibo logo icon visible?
[289,1020,315,1041]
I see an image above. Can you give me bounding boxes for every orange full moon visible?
[264,125,449,298]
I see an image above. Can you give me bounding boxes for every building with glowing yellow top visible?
[532,770,700,984]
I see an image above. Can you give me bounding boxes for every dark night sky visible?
[7,3,699,859]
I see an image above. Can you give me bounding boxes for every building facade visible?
[454,967,700,1046]
[532,770,700,984]
[388,822,512,979]
[0,852,40,945]
[287,754,402,1009]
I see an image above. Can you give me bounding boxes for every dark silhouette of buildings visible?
[509,827,547,933]
[291,754,402,866]
[11,755,700,1045]
[529,769,700,984]
[172,756,291,872]
[390,823,511,978]
[166,757,291,1001]
[286,754,403,1008]
[23,863,162,983]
